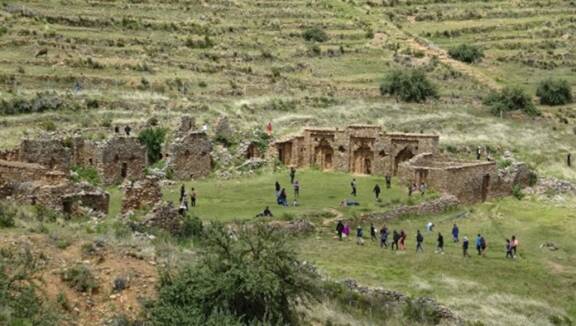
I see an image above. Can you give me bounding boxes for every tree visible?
[380,69,438,103]
[448,44,484,63]
[147,224,319,325]
[536,79,573,106]
[303,27,328,42]
[483,87,539,117]
[138,128,167,164]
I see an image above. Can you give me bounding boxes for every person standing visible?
[275,181,281,195]
[416,230,424,253]
[436,232,444,254]
[293,180,300,198]
[356,226,364,245]
[476,234,482,256]
[399,230,407,250]
[179,184,186,202]
[336,221,344,240]
[351,178,357,197]
[190,188,197,207]
[462,236,470,257]
[290,167,296,184]
[343,223,350,239]
[480,235,487,257]
[568,153,572,167]
[506,239,514,259]
[391,230,399,250]
[476,146,482,160]
[373,184,381,200]
[380,226,389,248]
[408,183,413,197]
[452,224,459,242]
[370,223,377,241]
[419,183,426,197]
[511,235,518,257]
[385,175,391,189]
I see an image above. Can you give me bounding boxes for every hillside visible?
[1,0,576,325]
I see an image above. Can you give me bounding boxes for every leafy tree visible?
[380,69,438,103]
[147,224,319,325]
[484,87,539,117]
[536,79,573,106]
[138,128,167,164]
[448,44,484,63]
[303,27,328,42]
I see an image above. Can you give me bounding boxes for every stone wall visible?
[98,136,147,185]
[140,201,184,235]
[121,177,162,213]
[274,125,439,176]
[19,138,73,171]
[0,148,19,161]
[362,195,460,220]
[167,131,212,180]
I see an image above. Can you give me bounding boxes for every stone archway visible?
[394,147,414,175]
[314,139,334,171]
[352,144,374,174]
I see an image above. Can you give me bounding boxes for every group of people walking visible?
[274,167,300,207]
[336,221,520,259]
[178,184,197,215]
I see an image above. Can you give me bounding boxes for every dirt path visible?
[322,208,344,226]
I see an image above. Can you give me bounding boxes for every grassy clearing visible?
[296,197,576,325]
[161,168,426,222]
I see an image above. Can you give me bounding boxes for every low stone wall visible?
[361,195,460,220]
[140,202,184,235]
[121,177,162,213]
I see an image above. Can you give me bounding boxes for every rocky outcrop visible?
[362,195,460,220]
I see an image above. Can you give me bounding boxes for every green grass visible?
[296,197,576,325]
[161,168,426,222]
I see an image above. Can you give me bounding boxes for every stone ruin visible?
[214,115,233,141]
[95,136,147,185]
[0,159,109,215]
[19,137,73,171]
[273,125,439,176]
[139,201,184,235]
[166,117,212,180]
[397,152,533,204]
[121,176,162,214]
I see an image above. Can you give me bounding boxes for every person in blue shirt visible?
[356,226,364,245]
[476,234,482,255]
[452,224,459,242]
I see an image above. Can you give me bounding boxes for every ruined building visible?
[0,159,109,215]
[19,138,73,171]
[273,125,438,176]
[166,117,212,180]
[121,176,162,214]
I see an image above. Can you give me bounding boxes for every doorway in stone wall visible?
[481,174,490,202]
[394,147,414,175]
[121,162,128,178]
[314,139,334,171]
[352,143,374,174]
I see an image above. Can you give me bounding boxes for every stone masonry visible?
[166,118,212,180]
[121,176,162,214]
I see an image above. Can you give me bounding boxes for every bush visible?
[147,224,319,324]
[512,185,525,200]
[71,166,101,186]
[536,79,573,106]
[138,127,167,164]
[484,87,539,117]
[179,215,203,239]
[380,69,438,103]
[60,264,99,293]
[0,202,16,228]
[448,44,484,63]
[303,27,329,42]
[0,92,66,116]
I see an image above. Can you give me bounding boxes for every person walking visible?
[275,181,281,195]
[370,223,377,241]
[462,236,470,257]
[480,235,487,257]
[343,223,351,239]
[356,226,364,246]
[336,221,344,240]
[380,226,389,248]
[452,224,459,242]
[416,230,424,253]
[505,239,514,259]
[385,175,392,189]
[399,230,407,250]
[436,232,444,254]
[391,230,399,250]
[511,235,518,257]
[408,183,413,197]
[476,234,482,255]
[351,179,357,197]
[419,183,427,197]
[278,188,288,206]
[568,153,572,168]
[179,184,186,202]
[190,188,197,207]
[373,184,381,200]
[290,167,296,184]
[293,180,300,198]
[476,146,482,160]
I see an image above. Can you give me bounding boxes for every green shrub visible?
[536,79,573,106]
[303,27,329,42]
[0,92,66,116]
[512,185,525,200]
[484,87,539,117]
[0,202,16,228]
[147,224,319,324]
[448,44,484,63]
[138,127,167,164]
[179,215,203,239]
[71,166,101,186]
[380,69,438,103]
[60,264,99,293]
[402,298,442,324]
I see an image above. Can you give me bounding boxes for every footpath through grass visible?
[296,197,576,325]
[161,169,427,222]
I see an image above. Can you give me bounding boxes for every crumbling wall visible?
[167,131,212,180]
[140,201,184,235]
[19,138,73,171]
[121,177,162,213]
[0,148,19,161]
[98,136,147,185]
